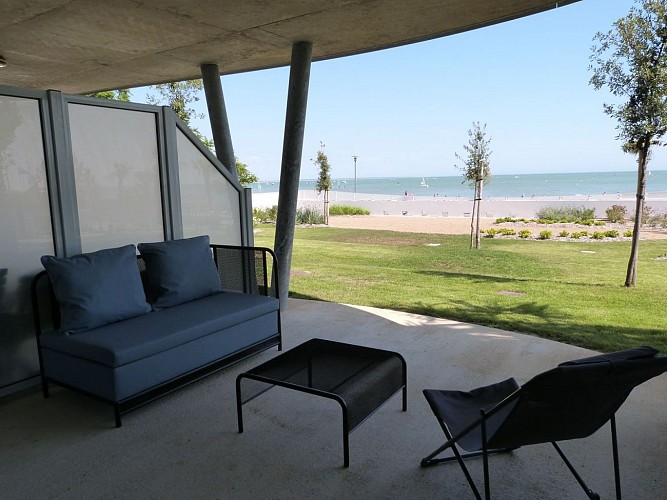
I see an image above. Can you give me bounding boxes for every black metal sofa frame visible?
[31,244,282,427]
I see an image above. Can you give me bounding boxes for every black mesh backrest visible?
[211,245,277,297]
[487,348,667,449]
[135,255,154,304]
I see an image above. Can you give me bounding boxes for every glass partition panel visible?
[0,95,52,389]
[68,103,163,251]
[177,130,242,245]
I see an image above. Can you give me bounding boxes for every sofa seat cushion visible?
[40,292,279,367]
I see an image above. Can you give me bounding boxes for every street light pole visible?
[352,155,358,200]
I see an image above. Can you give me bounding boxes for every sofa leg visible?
[114,406,122,428]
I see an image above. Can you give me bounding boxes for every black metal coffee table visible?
[236,338,407,467]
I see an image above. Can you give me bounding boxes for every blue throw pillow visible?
[41,245,151,335]
[137,235,222,310]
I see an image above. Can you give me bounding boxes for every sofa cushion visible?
[39,291,279,367]
[40,245,151,335]
[138,235,222,310]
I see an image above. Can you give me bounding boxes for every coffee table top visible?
[242,338,402,394]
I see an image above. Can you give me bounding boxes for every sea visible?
[253,170,667,199]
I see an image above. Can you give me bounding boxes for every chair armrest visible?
[210,244,280,299]
[31,270,58,338]
[559,346,658,366]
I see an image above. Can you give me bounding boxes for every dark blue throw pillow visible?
[41,245,151,335]
[137,235,222,310]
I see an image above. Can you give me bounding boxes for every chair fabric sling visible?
[420,346,667,500]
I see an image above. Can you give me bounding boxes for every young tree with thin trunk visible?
[590,0,667,287]
[313,142,332,225]
[455,122,492,249]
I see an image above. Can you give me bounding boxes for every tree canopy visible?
[312,142,332,224]
[236,158,258,187]
[313,142,332,195]
[590,0,667,153]
[455,122,492,187]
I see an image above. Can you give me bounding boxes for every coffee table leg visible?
[341,402,350,467]
[403,384,408,412]
[236,375,244,433]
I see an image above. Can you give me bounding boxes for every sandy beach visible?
[326,215,667,239]
[253,189,667,239]
[254,188,667,218]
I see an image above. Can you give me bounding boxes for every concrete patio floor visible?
[2,298,666,499]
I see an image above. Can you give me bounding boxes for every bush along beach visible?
[485,226,633,241]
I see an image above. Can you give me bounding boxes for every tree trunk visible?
[324,189,329,225]
[625,145,649,287]
[469,182,478,249]
[475,179,483,249]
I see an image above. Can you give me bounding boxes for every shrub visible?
[593,221,606,226]
[592,231,605,240]
[535,206,596,223]
[606,205,627,223]
[484,228,498,238]
[499,228,516,236]
[605,230,619,238]
[519,230,531,239]
[646,211,667,228]
[570,232,583,239]
[296,207,325,224]
[329,205,370,216]
[253,205,278,223]
[559,230,569,237]
[624,230,633,237]
[495,217,516,223]
[538,230,552,240]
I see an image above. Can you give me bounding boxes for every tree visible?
[313,142,333,225]
[89,89,131,101]
[147,80,258,186]
[589,0,667,287]
[236,158,258,187]
[147,80,206,133]
[455,122,492,249]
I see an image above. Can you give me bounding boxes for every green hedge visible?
[329,205,371,216]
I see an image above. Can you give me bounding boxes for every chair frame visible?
[421,387,620,500]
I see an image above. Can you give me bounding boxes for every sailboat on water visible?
[420,177,429,188]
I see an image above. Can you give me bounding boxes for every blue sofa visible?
[31,237,281,426]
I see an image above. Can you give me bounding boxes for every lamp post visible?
[352,155,358,200]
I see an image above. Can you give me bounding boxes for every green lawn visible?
[254,225,667,352]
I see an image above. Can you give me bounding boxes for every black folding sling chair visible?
[421,346,667,500]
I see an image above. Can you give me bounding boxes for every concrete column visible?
[200,63,238,180]
[274,41,313,310]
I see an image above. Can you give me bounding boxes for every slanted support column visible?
[200,63,238,180]
[274,41,313,310]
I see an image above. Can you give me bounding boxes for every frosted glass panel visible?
[177,130,242,245]
[0,95,52,388]
[68,104,163,251]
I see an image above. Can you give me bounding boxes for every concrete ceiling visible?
[0,0,579,94]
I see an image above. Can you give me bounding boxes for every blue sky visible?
[137,0,661,182]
